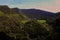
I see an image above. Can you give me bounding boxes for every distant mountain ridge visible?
[0,5,59,20]
[12,8,56,20]
[21,9,56,19]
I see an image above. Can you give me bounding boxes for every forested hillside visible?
[0,5,60,40]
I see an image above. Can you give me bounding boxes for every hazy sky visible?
[0,0,60,12]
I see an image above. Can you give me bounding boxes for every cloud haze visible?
[8,0,13,2]
[0,0,60,12]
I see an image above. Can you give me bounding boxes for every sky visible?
[0,0,60,12]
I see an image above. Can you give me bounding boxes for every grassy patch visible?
[20,20,29,24]
[37,20,46,23]
[20,20,46,24]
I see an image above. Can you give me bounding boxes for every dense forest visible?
[0,5,60,40]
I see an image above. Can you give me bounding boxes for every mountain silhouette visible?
[0,5,58,20]
[12,8,56,20]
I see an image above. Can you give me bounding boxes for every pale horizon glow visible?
[0,0,60,13]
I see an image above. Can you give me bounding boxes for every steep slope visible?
[0,5,28,20]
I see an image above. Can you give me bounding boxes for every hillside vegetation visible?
[0,5,60,40]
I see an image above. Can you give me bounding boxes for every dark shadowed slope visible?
[12,8,56,20]
[56,12,60,18]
